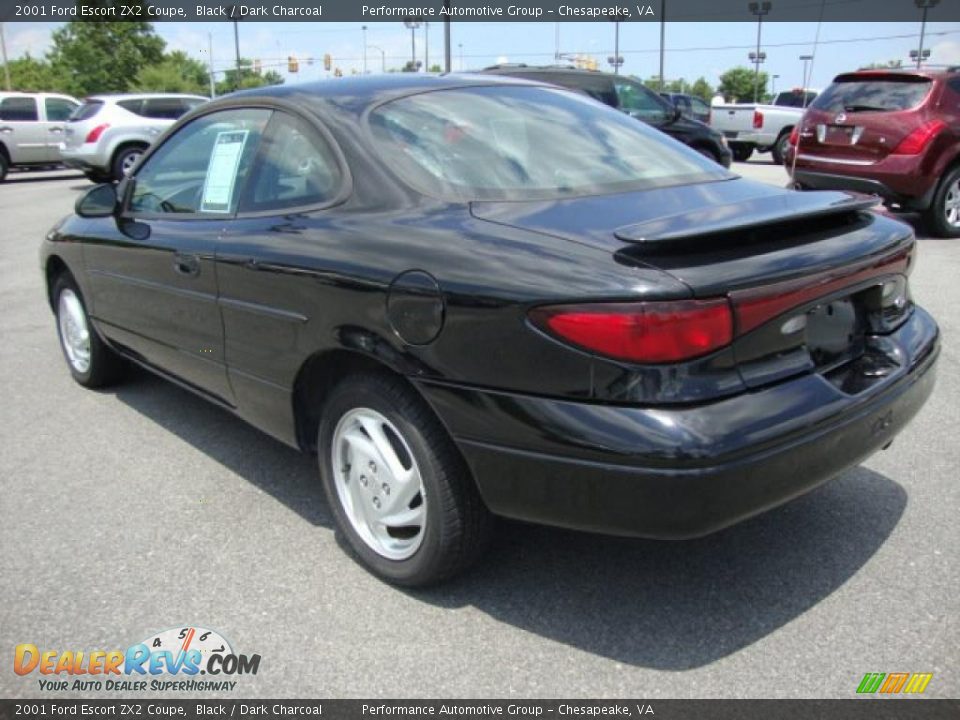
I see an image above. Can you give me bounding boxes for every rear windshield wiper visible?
[842,104,888,113]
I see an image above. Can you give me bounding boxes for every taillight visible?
[752,110,764,129]
[729,247,913,335]
[85,124,110,143]
[892,119,945,155]
[530,299,733,364]
[788,126,799,146]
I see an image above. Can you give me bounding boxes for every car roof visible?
[838,68,959,82]
[84,93,208,102]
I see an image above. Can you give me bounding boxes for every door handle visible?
[49,127,63,133]
[0,127,13,134]
[173,253,201,277]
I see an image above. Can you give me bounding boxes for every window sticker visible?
[200,130,249,213]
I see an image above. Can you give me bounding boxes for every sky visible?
[3,20,960,95]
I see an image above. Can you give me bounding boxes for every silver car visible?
[0,92,80,181]
[61,94,207,182]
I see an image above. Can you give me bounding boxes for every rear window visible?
[70,100,103,121]
[369,85,727,203]
[774,91,817,108]
[811,77,931,113]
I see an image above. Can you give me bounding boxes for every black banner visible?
[1,0,959,23]
[1,700,960,720]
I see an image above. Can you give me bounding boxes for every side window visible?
[143,98,192,120]
[0,97,39,122]
[691,97,710,115]
[117,99,145,116]
[240,112,343,213]
[45,98,77,122]
[569,77,618,108]
[614,80,672,124]
[948,78,960,106]
[129,108,271,216]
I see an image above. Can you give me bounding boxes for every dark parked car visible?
[660,92,712,124]
[788,68,960,237]
[482,65,732,167]
[43,75,938,586]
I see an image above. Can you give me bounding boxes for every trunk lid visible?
[473,178,915,391]
[470,177,910,296]
[797,73,934,163]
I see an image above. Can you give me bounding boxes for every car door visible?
[82,107,272,404]
[0,96,45,164]
[214,109,347,440]
[42,96,79,162]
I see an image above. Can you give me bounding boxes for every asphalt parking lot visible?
[0,158,957,699]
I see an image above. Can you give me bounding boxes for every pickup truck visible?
[711,89,818,164]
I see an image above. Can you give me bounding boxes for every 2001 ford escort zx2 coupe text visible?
[41,74,939,585]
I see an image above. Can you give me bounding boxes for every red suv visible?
[787,68,960,237]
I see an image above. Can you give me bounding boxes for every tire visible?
[771,130,791,166]
[923,165,960,239]
[52,275,126,388]
[84,170,112,184]
[318,371,493,586]
[730,143,753,163]
[0,152,8,182]
[111,145,146,182]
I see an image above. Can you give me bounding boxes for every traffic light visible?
[323,53,332,71]
[288,55,299,73]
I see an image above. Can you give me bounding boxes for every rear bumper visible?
[789,153,937,210]
[418,308,939,538]
[60,144,109,173]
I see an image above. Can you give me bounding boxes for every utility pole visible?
[459,43,463,71]
[612,21,620,75]
[444,0,452,72]
[0,23,11,92]
[404,19,421,71]
[362,25,367,74]
[915,0,939,70]
[232,14,241,89]
[799,54,813,91]
[748,1,771,103]
[424,22,429,72]
[554,22,560,62]
[658,0,666,91]
[208,32,216,97]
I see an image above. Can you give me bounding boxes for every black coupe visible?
[42,74,939,585]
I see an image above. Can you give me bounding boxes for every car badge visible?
[835,113,847,124]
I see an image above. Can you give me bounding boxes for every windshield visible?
[369,85,728,202]
[811,78,931,113]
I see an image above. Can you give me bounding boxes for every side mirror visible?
[75,183,118,218]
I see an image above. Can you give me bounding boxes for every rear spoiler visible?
[613,191,879,246]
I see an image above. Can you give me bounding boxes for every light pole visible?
[910,48,931,67]
[748,51,767,100]
[444,0,452,73]
[362,25,367,75]
[771,74,779,95]
[0,23,11,91]
[748,1,771,103]
[404,19,421,71]
[799,54,813,91]
[915,0,939,70]
[458,43,464,71]
[368,45,386,73]
[658,0,666,91]
[612,20,621,75]
[424,22,429,72]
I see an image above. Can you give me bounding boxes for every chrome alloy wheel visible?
[331,408,427,560]
[58,289,91,374]
[121,151,142,176]
[945,178,960,228]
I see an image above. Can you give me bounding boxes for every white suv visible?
[61,93,207,182]
[0,92,80,181]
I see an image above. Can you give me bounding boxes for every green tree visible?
[215,59,284,95]
[134,51,210,95]
[7,54,65,93]
[718,66,769,103]
[690,77,714,103]
[860,59,903,70]
[47,13,166,95]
